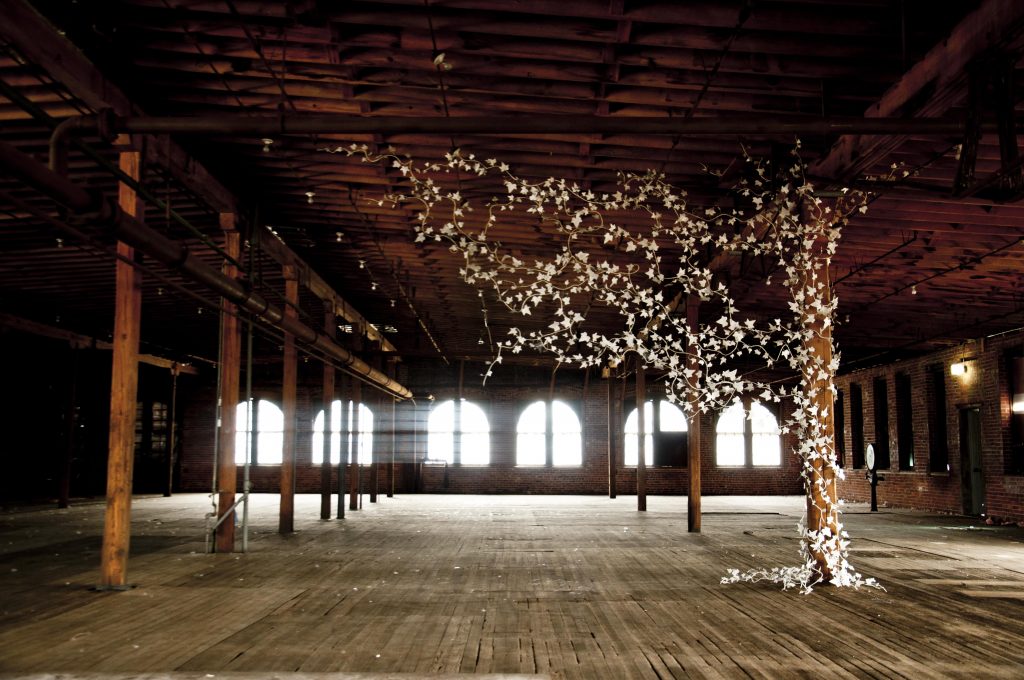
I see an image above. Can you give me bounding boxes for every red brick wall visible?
[179,361,803,497]
[835,331,1024,522]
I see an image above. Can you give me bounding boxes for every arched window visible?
[311,400,374,465]
[516,400,582,466]
[750,402,781,466]
[715,400,746,466]
[235,399,284,465]
[624,400,688,466]
[427,399,490,465]
[715,399,781,467]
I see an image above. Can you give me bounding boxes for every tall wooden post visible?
[320,303,335,519]
[607,369,617,498]
[369,352,382,503]
[336,373,348,519]
[802,204,840,582]
[279,267,298,534]
[165,363,179,497]
[99,150,143,587]
[58,346,79,509]
[349,378,361,511]
[215,214,241,553]
[636,362,647,512]
[388,361,397,498]
[686,297,702,533]
[582,367,590,470]
[370,387,380,504]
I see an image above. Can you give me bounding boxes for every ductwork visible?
[0,140,412,400]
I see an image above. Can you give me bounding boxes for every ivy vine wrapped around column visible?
[326,141,884,593]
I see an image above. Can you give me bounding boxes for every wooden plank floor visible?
[2,493,1024,679]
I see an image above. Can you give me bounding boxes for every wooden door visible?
[958,407,985,516]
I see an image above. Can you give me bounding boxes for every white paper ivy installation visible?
[326,142,883,593]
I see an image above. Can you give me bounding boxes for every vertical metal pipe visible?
[165,364,179,497]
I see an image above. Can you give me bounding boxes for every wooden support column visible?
[801,206,840,582]
[215,214,241,553]
[349,378,361,511]
[686,297,702,533]
[165,363,179,497]
[58,346,79,509]
[606,368,617,498]
[413,401,422,492]
[370,386,380,504]
[388,361,397,498]
[280,266,298,534]
[336,372,348,519]
[582,367,590,471]
[636,362,647,512]
[99,150,143,587]
[320,303,336,520]
[370,352,383,503]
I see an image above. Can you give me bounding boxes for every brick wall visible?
[835,331,1024,522]
[179,360,803,497]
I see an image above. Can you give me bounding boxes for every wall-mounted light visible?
[261,138,274,153]
[305,191,315,204]
[951,357,975,377]
[911,285,918,295]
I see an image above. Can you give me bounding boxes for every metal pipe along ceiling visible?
[0,140,412,401]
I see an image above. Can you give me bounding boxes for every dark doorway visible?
[958,407,985,516]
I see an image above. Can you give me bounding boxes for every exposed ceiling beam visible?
[114,113,990,137]
[0,0,399,360]
[0,311,201,374]
[254,227,399,353]
[0,0,238,214]
[812,0,1024,182]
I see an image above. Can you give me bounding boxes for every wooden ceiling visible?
[1,0,1023,372]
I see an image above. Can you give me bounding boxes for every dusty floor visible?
[2,493,1024,679]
